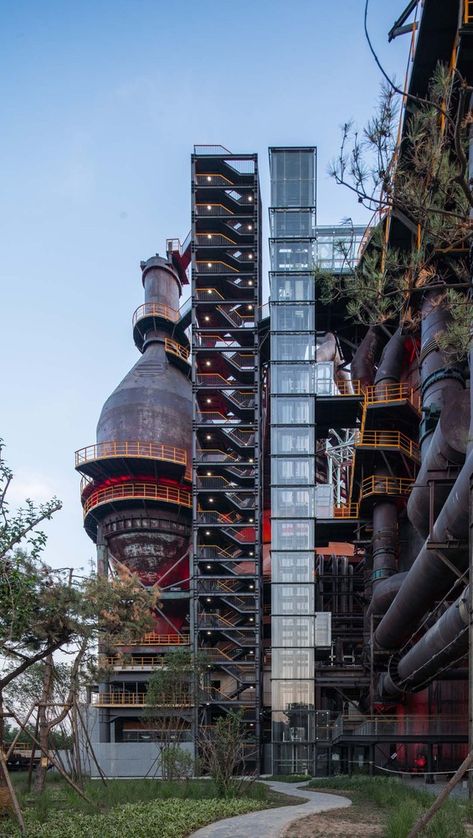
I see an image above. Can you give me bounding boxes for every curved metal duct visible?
[407,389,469,538]
[380,587,469,697]
[351,325,387,387]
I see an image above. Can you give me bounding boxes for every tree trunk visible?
[33,655,54,794]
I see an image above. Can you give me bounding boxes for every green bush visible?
[4,797,265,838]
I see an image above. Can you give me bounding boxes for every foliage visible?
[309,776,468,838]
[4,797,266,838]
[160,745,194,781]
[199,710,252,798]
[324,64,473,357]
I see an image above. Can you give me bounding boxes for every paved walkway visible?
[189,780,351,838]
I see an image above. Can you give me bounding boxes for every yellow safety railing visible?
[196,260,239,273]
[364,382,420,411]
[195,173,234,185]
[334,380,364,397]
[123,633,190,646]
[333,503,360,519]
[357,430,419,461]
[164,337,190,363]
[196,288,225,300]
[360,475,414,500]
[132,302,179,327]
[75,441,187,468]
[103,656,165,668]
[195,203,234,216]
[92,693,193,707]
[465,0,473,24]
[195,232,237,245]
[83,482,192,516]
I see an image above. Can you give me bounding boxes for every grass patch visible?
[266,774,311,783]
[307,776,469,838]
[2,775,299,837]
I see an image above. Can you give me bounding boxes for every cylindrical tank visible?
[92,255,192,590]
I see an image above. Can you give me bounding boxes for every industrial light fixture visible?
[205,360,211,367]
[209,498,214,503]
[248,254,253,260]
[206,398,211,404]
[248,280,253,286]
[205,531,211,535]
[248,195,253,202]
[204,315,210,321]
[207,205,212,210]
[248,224,252,230]
[207,289,212,294]
[207,234,212,239]
[207,176,212,182]
[206,597,211,602]
[207,471,212,476]
[206,434,211,440]
[207,262,212,268]
[206,564,212,569]
[248,305,253,310]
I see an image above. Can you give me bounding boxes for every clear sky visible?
[0,0,413,571]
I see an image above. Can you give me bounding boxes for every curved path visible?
[189,780,351,838]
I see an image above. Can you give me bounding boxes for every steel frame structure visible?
[191,147,262,766]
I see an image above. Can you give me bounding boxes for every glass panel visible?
[272,617,315,647]
[271,304,315,331]
[271,364,315,395]
[271,552,313,583]
[271,457,314,485]
[272,649,314,679]
[271,334,316,361]
[272,585,314,615]
[270,273,315,302]
[270,210,316,238]
[272,679,314,709]
[272,520,315,551]
[271,427,314,455]
[270,240,315,271]
[271,396,315,425]
[272,487,315,518]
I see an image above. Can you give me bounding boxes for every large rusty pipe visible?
[375,439,472,651]
[351,325,387,387]
[407,389,469,538]
[418,292,464,458]
[381,587,469,696]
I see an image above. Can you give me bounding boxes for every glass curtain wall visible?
[269,148,317,775]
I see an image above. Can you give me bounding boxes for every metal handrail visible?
[333,503,360,519]
[195,173,234,186]
[195,232,237,245]
[92,692,193,707]
[103,656,166,668]
[357,430,419,461]
[194,203,234,216]
[75,441,187,468]
[196,288,225,300]
[360,475,415,500]
[164,337,190,362]
[83,482,192,516]
[195,260,239,274]
[132,302,179,326]
[364,382,420,411]
[124,633,190,646]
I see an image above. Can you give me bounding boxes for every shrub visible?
[3,797,265,838]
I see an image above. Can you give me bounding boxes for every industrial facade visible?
[76,0,473,778]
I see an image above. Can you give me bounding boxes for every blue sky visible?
[0,0,413,570]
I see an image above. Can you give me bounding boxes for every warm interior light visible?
[249,518,254,523]
[207,176,212,182]
[207,205,212,210]
[206,564,212,569]
[205,360,211,367]
[248,254,253,259]
[206,398,211,404]
[209,498,214,503]
[206,435,211,440]
[207,471,212,476]
[207,262,212,268]
[205,531,211,535]
[207,289,212,294]
[204,315,210,321]
[248,280,253,286]
[248,305,253,310]
[248,196,253,202]
[206,597,211,602]
[248,224,252,230]
[207,234,212,239]
[207,631,211,635]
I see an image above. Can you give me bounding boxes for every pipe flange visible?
[420,367,465,397]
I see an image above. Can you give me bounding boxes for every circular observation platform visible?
[75,440,191,484]
[132,302,189,352]
[82,479,192,541]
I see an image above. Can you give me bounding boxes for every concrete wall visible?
[82,741,194,778]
